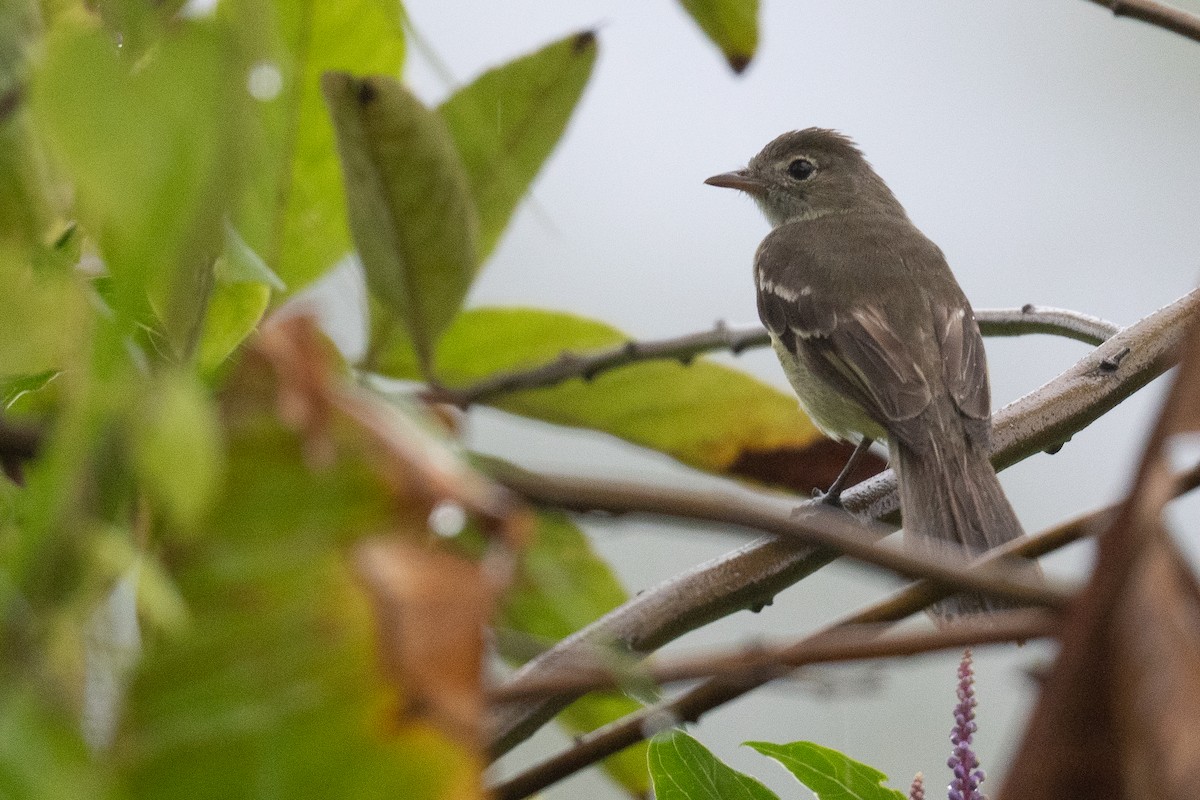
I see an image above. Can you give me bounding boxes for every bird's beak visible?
[704,169,767,196]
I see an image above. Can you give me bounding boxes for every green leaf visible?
[323,72,478,372]
[234,0,405,294]
[0,687,105,800]
[32,14,242,337]
[196,226,282,373]
[197,280,271,374]
[676,0,759,73]
[744,741,906,800]
[499,510,628,641]
[0,0,54,253]
[497,509,651,796]
[0,251,88,379]
[439,30,597,260]
[1,369,58,411]
[131,371,224,527]
[219,222,286,291]
[374,307,821,475]
[650,731,779,800]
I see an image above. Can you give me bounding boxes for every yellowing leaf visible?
[375,307,822,475]
[439,31,597,260]
[323,72,479,373]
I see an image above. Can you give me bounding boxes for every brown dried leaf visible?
[998,317,1200,800]
[354,537,497,750]
[728,439,887,496]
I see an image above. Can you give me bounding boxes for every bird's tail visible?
[891,433,1034,619]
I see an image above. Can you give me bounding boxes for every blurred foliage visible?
[498,509,651,795]
[0,0,812,798]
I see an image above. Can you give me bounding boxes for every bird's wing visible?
[754,218,990,443]
[933,302,991,423]
[757,278,933,427]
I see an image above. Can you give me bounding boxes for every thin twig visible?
[1082,0,1200,44]
[495,465,1067,609]
[490,610,1058,703]
[428,306,1119,407]
[486,289,1198,759]
[490,463,1200,800]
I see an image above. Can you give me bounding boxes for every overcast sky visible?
[311,1,1200,795]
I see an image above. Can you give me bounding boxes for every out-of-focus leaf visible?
[649,730,778,800]
[998,312,1200,800]
[499,510,627,641]
[118,530,483,800]
[0,687,104,800]
[131,371,224,527]
[219,223,286,291]
[374,307,824,479]
[744,741,906,800]
[197,226,283,373]
[676,0,759,73]
[323,72,478,373]
[439,31,597,260]
[233,0,405,294]
[355,537,494,748]
[118,315,534,799]
[497,509,650,795]
[2,370,58,420]
[32,13,242,342]
[198,280,271,374]
[0,253,88,379]
[0,0,54,252]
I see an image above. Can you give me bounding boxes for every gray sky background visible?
[311,1,1200,796]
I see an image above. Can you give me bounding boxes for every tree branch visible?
[485,289,1198,758]
[1082,0,1200,44]
[429,305,1119,407]
[490,609,1058,703]
[491,462,1200,800]
[495,465,1067,609]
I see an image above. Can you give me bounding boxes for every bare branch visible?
[977,304,1119,346]
[495,464,1067,609]
[490,609,1059,703]
[486,289,1199,758]
[491,463,1200,800]
[1082,0,1200,44]
[428,305,1120,407]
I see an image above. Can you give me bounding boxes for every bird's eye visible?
[787,158,816,181]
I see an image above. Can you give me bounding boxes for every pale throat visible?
[753,194,841,228]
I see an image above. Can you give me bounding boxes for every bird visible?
[706,128,1028,616]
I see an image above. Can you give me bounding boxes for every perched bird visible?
[706,128,1026,615]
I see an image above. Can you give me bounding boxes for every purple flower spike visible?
[909,772,925,800]
[946,649,985,800]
